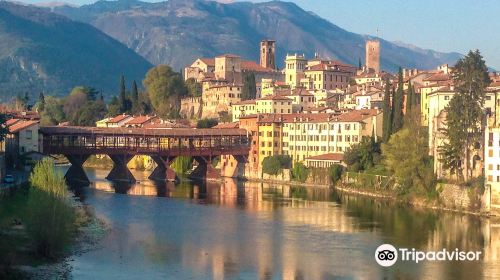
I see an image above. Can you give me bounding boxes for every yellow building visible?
[420,72,452,125]
[284,54,307,88]
[255,95,293,114]
[257,114,285,164]
[232,100,256,121]
[304,61,356,91]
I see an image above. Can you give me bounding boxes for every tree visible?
[406,81,414,113]
[439,50,490,181]
[185,78,202,97]
[328,164,343,185]
[119,75,128,113]
[0,114,9,142]
[171,156,193,175]
[196,118,218,128]
[107,96,121,117]
[38,92,45,112]
[382,111,435,195]
[291,162,309,182]
[130,80,140,114]
[63,87,89,124]
[262,155,292,175]
[40,96,65,126]
[143,65,187,118]
[241,73,257,100]
[382,78,392,142]
[344,137,381,172]
[75,100,107,126]
[358,57,362,70]
[392,67,404,133]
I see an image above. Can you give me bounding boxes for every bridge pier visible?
[221,155,248,178]
[149,156,177,181]
[190,156,220,180]
[65,155,90,183]
[106,155,135,182]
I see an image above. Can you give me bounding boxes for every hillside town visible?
[1,38,500,216]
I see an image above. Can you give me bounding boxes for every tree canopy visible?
[143,65,187,119]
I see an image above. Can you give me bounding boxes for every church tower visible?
[260,40,276,70]
[365,40,380,73]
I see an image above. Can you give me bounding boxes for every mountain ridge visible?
[52,0,462,72]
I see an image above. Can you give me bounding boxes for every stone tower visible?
[260,40,276,70]
[365,40,380,73]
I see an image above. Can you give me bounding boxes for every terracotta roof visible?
[257,109,379,124]
[199,58,215,66]
[5,118,21,126]
[305,153,344,161]
[125,115,157,125]
[423,73,451,82]
[8,120,38,133]
[108,114,131,123]
[242,60,275,73]
[213,122,239,129]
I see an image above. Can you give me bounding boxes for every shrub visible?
[262,155,292,175]
[292,162,309,182]
[196,118,218,128]
[328,164,343,185]
[26,159,76,259]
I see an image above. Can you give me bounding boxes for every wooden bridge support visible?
[190,156,220,180]
[106,155,135,182]
[65,154,90,183]
[149,155,177,181]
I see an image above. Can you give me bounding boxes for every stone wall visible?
[438,183,491,213]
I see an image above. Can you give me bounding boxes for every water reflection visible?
[62,166,500,280]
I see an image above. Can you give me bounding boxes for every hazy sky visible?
[19,0,500,69]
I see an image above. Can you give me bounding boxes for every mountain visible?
[0,1,152,101]
[53,0,462,72]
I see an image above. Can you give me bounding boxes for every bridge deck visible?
[40,126,250,157]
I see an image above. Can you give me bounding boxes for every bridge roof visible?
[40,126,248,137]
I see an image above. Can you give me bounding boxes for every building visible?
[5,120,40,166]
[232,100,257,121]
[305,153,344,168]
[302,60,357,91]
[184,58,216,82]
[485,126,500,214]
[255,95,293,114]
[202,83,242,119]
[260,40,276,70]
[284,54,307,88]
[365,40,380,73]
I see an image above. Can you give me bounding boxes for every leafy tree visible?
[241,73,257,100]
[185,78,202,97]
[382,78,392,142]
[171,156,193,175]
[344,137,381,172]
[74,100,107,126]
[328,164,343,185]
[63,87,89,123]
[262,155,292,175]
[40,96,65,126]
[438,50,490,181]
[382,111,435,195]
[291,162,309,182]
[143,65,187,119]
[0,114,9,142]
[107,96,121,117]
[26,159,76,258]
[196,118,218,128]
[392,67,404,133]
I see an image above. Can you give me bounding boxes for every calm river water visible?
[61,167,500,280]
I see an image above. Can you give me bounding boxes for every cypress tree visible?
[392,67,404,133]
[358,57,362,70]
[382,78,392,142]
[38,92,45,112]
[406,81,414,112]
[119,75,127,113]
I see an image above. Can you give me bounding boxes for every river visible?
[61,167,500,280]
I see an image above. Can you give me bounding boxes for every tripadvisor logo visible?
[375,244,482,267]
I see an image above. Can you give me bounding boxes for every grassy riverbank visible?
[0,160,106,279]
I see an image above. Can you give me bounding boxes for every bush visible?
[328,164,343,185]
[196,118,218,128]
[262,155,291,175]
[292,162,309,182]
[171,156,193,175]
[26,159,76,259]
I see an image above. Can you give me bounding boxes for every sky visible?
[19,0,500,69]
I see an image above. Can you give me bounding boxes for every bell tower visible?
[260,40,276,70]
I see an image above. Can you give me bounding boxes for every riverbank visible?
[243,175,498,217]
